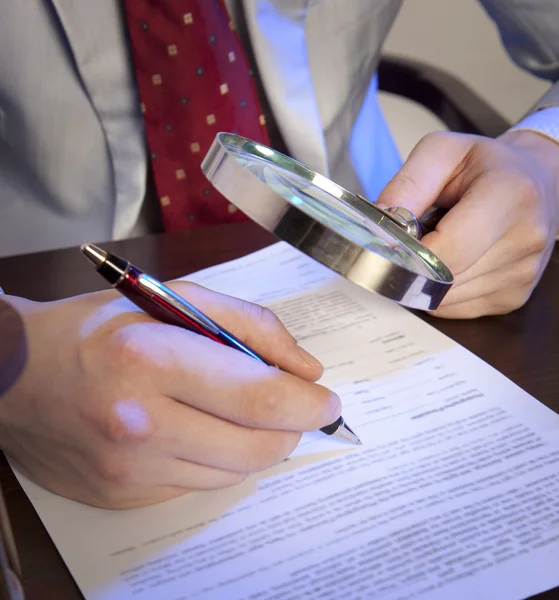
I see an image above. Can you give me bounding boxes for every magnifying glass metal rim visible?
[202,132,453,311]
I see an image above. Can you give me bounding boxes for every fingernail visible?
[297,344,323,369]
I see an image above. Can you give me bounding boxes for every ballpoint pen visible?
[80,242,361,445]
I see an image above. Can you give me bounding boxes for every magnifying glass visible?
[202,133,453,311]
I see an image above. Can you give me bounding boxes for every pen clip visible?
[136,275,221,337]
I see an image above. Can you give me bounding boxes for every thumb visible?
[376,132,476,217]
[165,280,324,382]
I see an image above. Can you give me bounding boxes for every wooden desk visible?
[0,222,558,599]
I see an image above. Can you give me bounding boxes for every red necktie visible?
[124,0,270,231]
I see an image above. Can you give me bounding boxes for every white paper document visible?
[13,242,559,600]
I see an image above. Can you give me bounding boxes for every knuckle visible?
[518,258,542,287]
[527,225,549,255]
[419,130,454,149]
[511,172,541,207]
[94,453,129,485]
[98,399,155,445]
[237,382,284,428]
[109,325,150,368]
[239,378,340,432]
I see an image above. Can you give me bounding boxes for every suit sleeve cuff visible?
[509,106,559,147]
[510,106,559,241]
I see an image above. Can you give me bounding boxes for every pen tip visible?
[80,242,108,267]
[333,421,362,446]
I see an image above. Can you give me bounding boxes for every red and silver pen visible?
[80,242,361,445]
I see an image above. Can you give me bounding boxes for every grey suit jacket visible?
[478,0,559,112]
[0,0,558,258]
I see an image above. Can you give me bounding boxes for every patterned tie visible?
[124,0,270,231]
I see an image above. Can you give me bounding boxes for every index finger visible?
[165,281,324,382]
[376,132,476,217]
[154,325,341,432]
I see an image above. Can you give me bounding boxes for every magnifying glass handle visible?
[383,206,448,240]
[418,206,449,237]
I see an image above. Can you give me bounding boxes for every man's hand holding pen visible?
[0,284,341,509]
